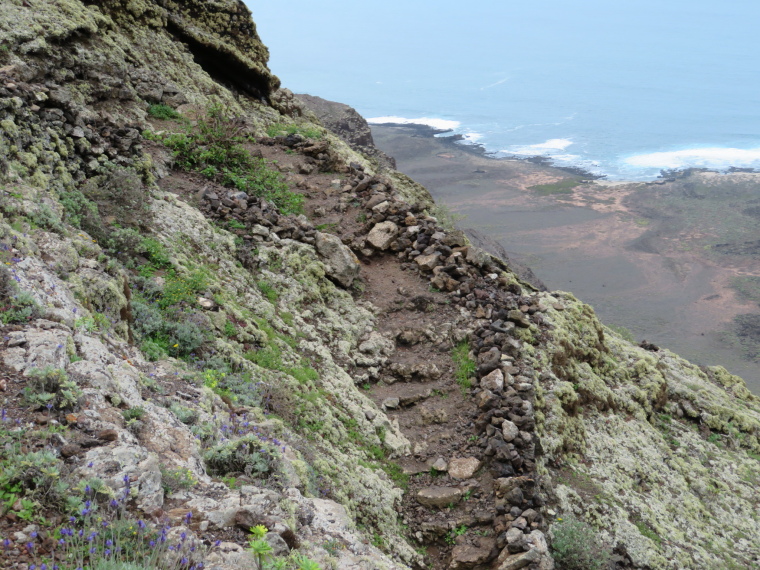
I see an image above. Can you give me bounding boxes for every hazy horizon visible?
[250,0,760,180]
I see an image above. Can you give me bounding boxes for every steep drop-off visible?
[0,2,758,570]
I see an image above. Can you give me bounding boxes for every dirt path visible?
[153,128,551,569]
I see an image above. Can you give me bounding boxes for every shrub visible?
[140,339,166,361]
[147,103,181,120]
[266,123,323,140]
[131,272,211,361]
[0,264,14,301]
[59,188,98,229]
[122,407,145,421]
[107,227,144,258]
[427,203,465,231]
[23,367,82,411]
[257,280,279,303]
[168,402,198,425]
[29,203,65,233]
[141,237,171,268]
[80,167,152,236]
[0,289,40,324]
[211,369,264,408]
[160,465,197,494]
[550,517,610,570]
[202,435,277,479]
[60,166,154,256]
[159,270,208,308]
[156,105,304,215]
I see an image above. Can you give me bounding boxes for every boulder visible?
[449,542,493,569]
[502,420,519,442]
[416,486,463,508]
[448,457,481,480]
[315,231,361,287]
[367,221,399,250]
[415,253,441,271]
[497,548,540,570]
[494,477,534,497]
[481,368,504,392]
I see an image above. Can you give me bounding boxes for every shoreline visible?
[370,120,760,186]
[370,122,760,394]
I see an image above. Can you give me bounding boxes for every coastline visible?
[371,122,760,394]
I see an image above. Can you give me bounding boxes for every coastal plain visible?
[372,124,760,394]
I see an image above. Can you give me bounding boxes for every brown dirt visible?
[371,124,760,393]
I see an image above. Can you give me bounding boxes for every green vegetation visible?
[258,280,279,303]
[1,265,40,324]
[445,524,468,545]
[202,434,276,480]
[74,313,110,333]
[655,413,681,448]
[731,275,760,304]
[529,178,581,195]
[248,523,322,569]
[428,202,465,231]
[160,465,197,494]
[129,268,212,360]
[223,319,237,337]
[0,420,75,523]
[121,407,145,422]
[634,520,662,546]
[266,122,323,140]
[146,103,181,120]
[23,367,82,411]
[151,105,304,214]
[550,517,610,570]
[0,288,39,324]
[452,340,476,394]
[61,166,154,257]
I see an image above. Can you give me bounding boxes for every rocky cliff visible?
[0,2,758,570]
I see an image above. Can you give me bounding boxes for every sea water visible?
[249,0,760,180]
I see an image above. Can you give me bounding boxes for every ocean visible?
[250,0,760,180]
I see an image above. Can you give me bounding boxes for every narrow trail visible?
[159,129,552,570]
[283,138,549,569]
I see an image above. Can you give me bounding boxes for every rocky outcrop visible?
[296,93,397,169]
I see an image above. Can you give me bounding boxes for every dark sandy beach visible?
[372,124,760,394]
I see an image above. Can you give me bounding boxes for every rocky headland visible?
[0,2,758,570]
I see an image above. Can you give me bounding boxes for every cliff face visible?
[0,3,758,570]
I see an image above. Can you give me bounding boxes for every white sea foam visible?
[624,147,760,169]
[366,116,460,131]
[435,130,483,143]
[480,77,510,90]
[460,131,483,143]
[501,138,574,155]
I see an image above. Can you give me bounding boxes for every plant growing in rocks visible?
[62,166,154,255]
[550,517,610,570]
[23,367,82,411]
[0,264,40,323]
[147,103,182,120]
[451,340,475,394]
[150,105,304,215]
[13,503,207,570]
[266,122,323,140]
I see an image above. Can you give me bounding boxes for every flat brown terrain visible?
[372,124,760,394]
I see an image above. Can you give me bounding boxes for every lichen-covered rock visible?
[315,230,361,287]
[531,292,760,569]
